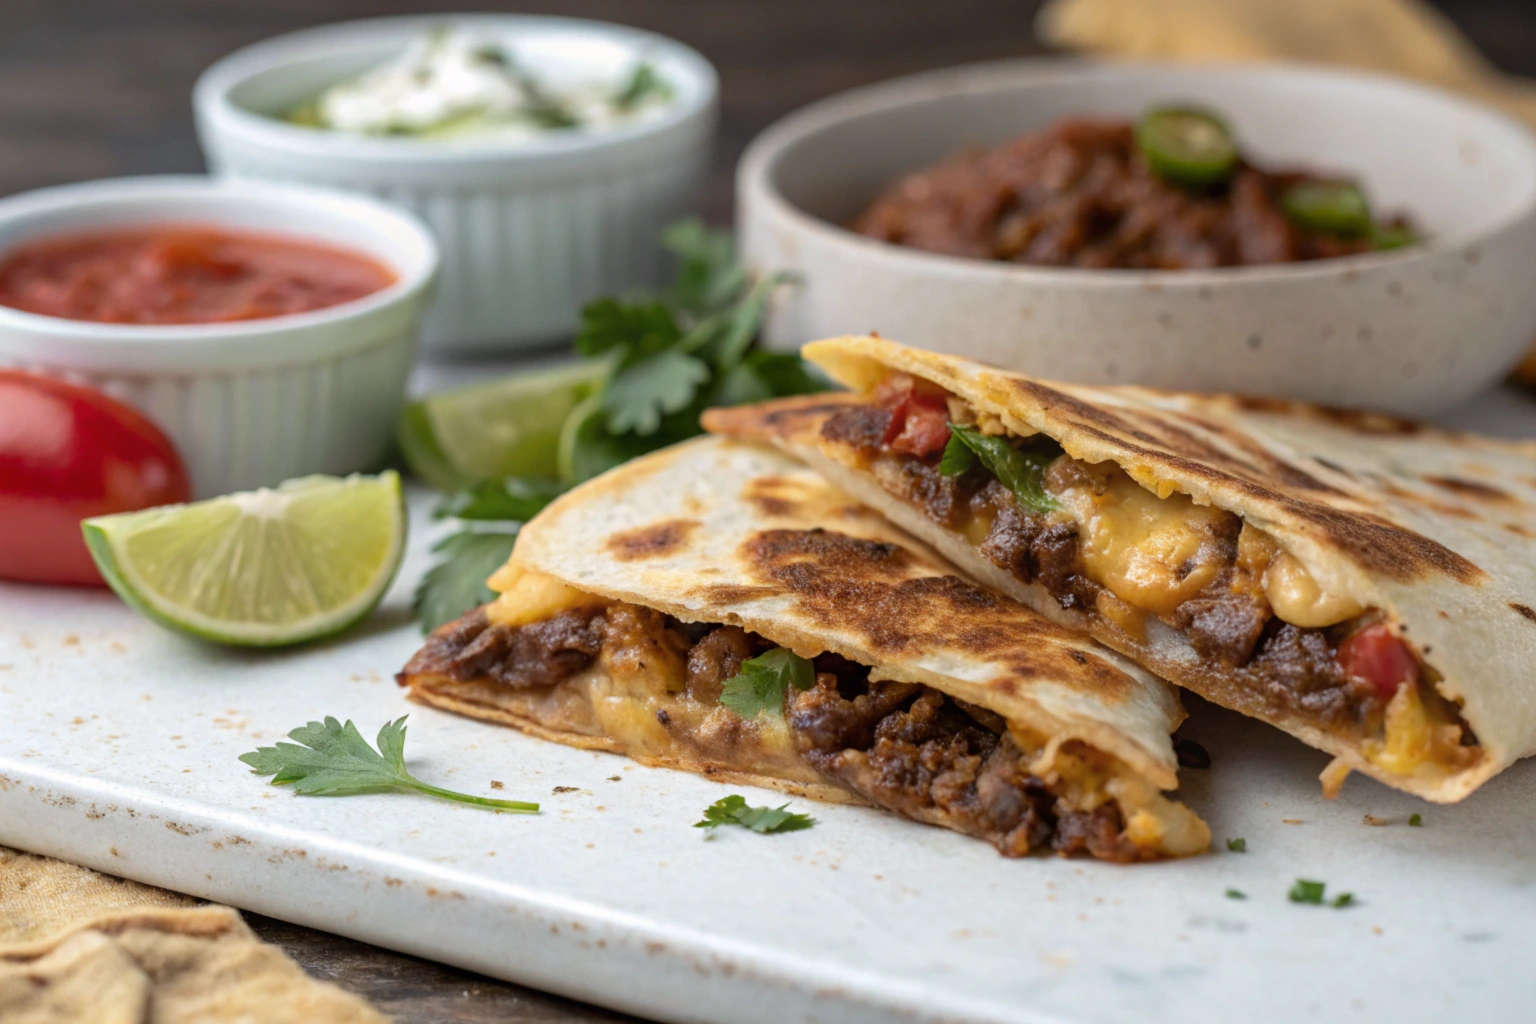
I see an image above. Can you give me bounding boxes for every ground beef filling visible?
[849,117,1404,269]
[822,409,1386,733]
[401,605,1139,861]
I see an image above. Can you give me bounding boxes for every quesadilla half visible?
[398,435,1209,860]
[704,335,1536,803]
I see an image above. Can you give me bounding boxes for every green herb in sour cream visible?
[285,27,672,139]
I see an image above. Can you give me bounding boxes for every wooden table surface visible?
[6,1,1534,1020]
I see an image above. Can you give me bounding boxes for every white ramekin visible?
[194,14,718,356]
[0,176,439,498]
[740,61,1536,416]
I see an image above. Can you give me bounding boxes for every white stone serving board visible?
[2,389,1536,1024]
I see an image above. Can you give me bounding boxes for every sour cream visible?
[303,28,671,139]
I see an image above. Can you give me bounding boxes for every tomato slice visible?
[0,371,190,586]
[1337,623,1419,701]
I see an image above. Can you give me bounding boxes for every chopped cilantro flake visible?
[1288,879,1327,905]
[1226,837,1247,853]
[719,647,815,719]
[695,794,815,834]
[1333,892,1356,908]
[1225,888,1246,900]
[1409,813,1423,827]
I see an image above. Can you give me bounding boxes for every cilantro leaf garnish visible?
[240,716,538,812]
[603,349,712,435]
[1409,813,1423,827]
[664,218,746,315]
[1287,878,1358,907]
[1332,892,1356,908]
[937,432,978,476]
[413,529,520,633]
[695,794,815,834]
[1226,837,1247,853]
[719,648,816,719]
[575,299,681,360]
[940,424,1061,513]
[411,220,825,632]
[413,479,567,632]
[1225,888,1247,900]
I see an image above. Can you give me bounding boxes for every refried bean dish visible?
[851,107,1417,269]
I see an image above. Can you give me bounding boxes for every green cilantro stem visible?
[240,717,538,813]
[404,781,539,812]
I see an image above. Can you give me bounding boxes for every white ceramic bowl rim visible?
[193,13,720,165]
[0,175,439,342]
[742,58,1536,285]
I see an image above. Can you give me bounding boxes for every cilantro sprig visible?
[572,220,821,469]
[695,794,815,834]
[719,648,816,719]
[938,424,1061,514]
[411,221,825,632]
[239,716,538,812]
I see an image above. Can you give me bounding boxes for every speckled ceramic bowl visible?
[740,60,1536,416]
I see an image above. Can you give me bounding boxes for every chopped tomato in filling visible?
[874,374,953,458]
[1336,623,1417,702]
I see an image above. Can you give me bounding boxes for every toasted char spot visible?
[1510,603,1536,623]
[1012,379,1138,437]
[605,519,699,561]
[701,395,862,441]
[1426,476,1514,503]
[1155,409,1346,496]
[739,528,1134,703]
[1504,522,1536,538]
[698,584,777,604]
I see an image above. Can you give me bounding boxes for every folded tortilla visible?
[703,335,1536,803]
[398,435,1208,860]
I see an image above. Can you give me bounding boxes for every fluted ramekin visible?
[193,14,718,355]
[0,176,438,498]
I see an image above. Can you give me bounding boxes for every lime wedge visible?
[399,361,607,490]
[82,473,406,647]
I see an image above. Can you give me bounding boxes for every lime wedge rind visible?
[83,472,407,648]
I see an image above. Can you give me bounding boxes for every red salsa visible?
[0,226,396,324]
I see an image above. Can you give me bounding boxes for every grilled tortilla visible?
[398,435,1209,861]
[704,334,1536,803]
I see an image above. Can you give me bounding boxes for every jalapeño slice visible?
[1135,107,1239,186]
[1281,180,1373,237]
[1371,223,1419,251]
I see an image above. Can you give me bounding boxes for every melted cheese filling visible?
[1030,734,1211,858]
[485,562,609,627]
[1052,462,1235,619]
[471,564,1202,857]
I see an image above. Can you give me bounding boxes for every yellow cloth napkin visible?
[1036,0,1536,383]
[0,846,387,1024]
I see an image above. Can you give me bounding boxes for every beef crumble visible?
[401,603,1145,861]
